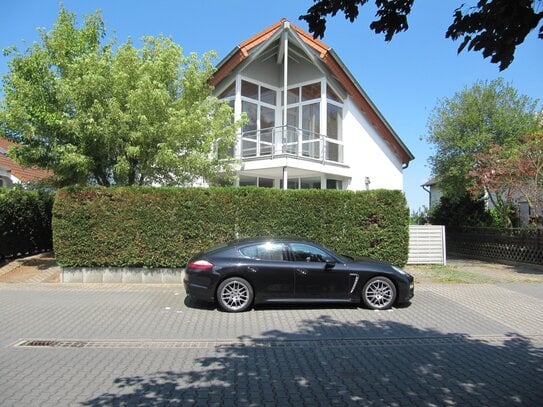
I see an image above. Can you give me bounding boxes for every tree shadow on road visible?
[82,317,543,406]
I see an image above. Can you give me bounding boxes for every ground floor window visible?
[240,175,344,190]
[280,177,321,189]
[239,176,274,188]
[326,179,343,190]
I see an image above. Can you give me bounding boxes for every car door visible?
[238,242,295,302]
[288,243,351,300]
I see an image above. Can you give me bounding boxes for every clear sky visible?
[1,0,541,211]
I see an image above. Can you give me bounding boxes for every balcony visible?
[240,125,344,163]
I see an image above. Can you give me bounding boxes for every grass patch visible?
[407,265,500,284]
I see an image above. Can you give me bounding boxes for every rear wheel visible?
[217,277,254,312]
[362,276,396,310]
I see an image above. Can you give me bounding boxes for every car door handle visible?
[296,268,308,276]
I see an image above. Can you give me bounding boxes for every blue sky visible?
[1,0,541,211]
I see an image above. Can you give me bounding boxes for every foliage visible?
[410,206,429,225]
[0,8,241,187]
[53,187,410,267]
[469,133,543,227]
[0,188,54,259]
[427,78,541,201]
[300,0,543,70]
[429,193,495,228]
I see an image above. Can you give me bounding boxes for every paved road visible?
[1,282,542,406]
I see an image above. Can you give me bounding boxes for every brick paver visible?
[0,282,542,406]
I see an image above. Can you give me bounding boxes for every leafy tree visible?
[429,193,495,228]
[0,8,241,187]
[410,206,429,225]
[469,133,543,226]
[427,78,541,201]
[300,0,543,70]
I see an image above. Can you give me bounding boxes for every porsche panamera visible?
[183,238,414,312]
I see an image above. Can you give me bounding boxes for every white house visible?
[211,19,414,191]
[421,178,443,209]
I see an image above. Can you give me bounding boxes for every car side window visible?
[289,243,331,263]
[239,243,285,261]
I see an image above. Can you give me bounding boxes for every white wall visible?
[342,97,404,191]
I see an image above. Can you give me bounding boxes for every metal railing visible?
[240,125,344,163]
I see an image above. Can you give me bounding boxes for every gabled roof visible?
[211,19,414,166]
[0,137,52,183]
[421,178,438,187]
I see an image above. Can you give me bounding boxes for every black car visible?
[184,238,414,312]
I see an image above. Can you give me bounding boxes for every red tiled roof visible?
[211,19,414,165]
[0,137,52,183]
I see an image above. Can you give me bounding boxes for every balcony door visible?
[285,82,321,159]
[240,80,277,158]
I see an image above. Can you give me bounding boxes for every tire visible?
[216,277,254,312]
[362,276,397,310]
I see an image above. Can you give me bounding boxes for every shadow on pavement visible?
[82,316,543,406]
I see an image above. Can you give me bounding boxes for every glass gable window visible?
[260,86,276,105]
[301,83,321,101]
[325,85,343,162]
[218,78,344,164]
[240,79,277,158]
[241,81,259,100]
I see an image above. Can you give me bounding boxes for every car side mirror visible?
[324,259,336,269]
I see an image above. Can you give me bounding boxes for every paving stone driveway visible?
[1,281,542,406]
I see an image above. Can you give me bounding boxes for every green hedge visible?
[0,188,54,259]
[53,187,409,267]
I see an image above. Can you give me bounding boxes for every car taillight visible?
[188,260,214,270]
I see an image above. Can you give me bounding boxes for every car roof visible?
[227,237,318,247]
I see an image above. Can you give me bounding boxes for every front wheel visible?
[362,276,396,310]
[217,277,254,312]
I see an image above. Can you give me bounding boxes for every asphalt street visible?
[1,282,542,406]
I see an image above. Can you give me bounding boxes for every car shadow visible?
[183,296,216,311]
[183,295,412,312]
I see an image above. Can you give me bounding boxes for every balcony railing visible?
[240,125,344,163]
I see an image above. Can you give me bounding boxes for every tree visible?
[426,78,541,201]
[469,133,543,227]
[0,8,241,187]
[428,193,494,228]
[300,0,543,70]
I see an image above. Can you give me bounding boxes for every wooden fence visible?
[447,227,543,265]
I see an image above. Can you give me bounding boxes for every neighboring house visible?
[421,178,443,209]
[421,177,542,226]
[211,19,414,191]
[0,137,51,188]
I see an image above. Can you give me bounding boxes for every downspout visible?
[282,22,289,190]
[422,185,431,208]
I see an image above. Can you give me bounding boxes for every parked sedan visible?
[184,238,414,312]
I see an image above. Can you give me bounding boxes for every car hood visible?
[342,254,383,264]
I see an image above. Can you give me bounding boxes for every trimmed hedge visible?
[53,187,409,267]
[0,188,54,259]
